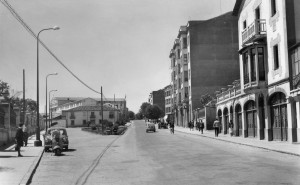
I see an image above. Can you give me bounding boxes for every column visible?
[296,101,300,142]
[265,98,272,141]
[287,97,297,143]
[242,110,247,138]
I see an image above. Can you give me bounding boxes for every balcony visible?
[242,19,266,45]
[216,80,241,103]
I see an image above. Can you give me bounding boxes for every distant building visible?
[50,97,127,116]
[62,105,119,127]
[169,12,239,127]
[148,89,165,114]
[164,85,172,120]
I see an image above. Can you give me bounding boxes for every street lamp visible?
[45,73,58,131]
[34,26,60,147]
[49,90,57,129]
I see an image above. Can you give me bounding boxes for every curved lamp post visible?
[34,26,60,147]
[49,90,57,129]
[45,73,58,131]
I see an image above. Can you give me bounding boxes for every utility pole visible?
[23,69,25,124]
[113,94,115,124]
[101,86,104,134]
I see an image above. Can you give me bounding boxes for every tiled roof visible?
[64,105,119,112]
[54,97,125,102]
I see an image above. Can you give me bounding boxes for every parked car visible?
[44,127,69,151]
[146,123,156,133]
[158,121,168,129]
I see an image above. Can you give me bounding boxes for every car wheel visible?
[44,147,49,152]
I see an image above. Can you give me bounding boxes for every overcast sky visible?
[0,0,236,113]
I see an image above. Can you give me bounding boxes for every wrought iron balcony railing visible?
[242,19,266,45]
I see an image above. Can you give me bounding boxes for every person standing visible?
[23,124,28,147]
[196,120,200,132]
[15,123,24,157]
[199,120,204,134]
[169,121,175,134]
[229,120,234,137]
[213,118,220,137]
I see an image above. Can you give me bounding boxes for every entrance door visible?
[246,111,257,137]
[270,93,288,141]
[237,113,242,136]
[245,101,257,138]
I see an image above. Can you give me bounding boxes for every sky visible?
[0,0,236,113]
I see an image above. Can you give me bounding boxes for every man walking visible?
[199,120,204,134]
[15,123,24,157]
[213,118,220,137]
[23,124,28,146]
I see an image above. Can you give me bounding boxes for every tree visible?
[140,102,151,116]
[145,104,163,120]
[199,94,214,108]
[128,111,135,120]
[0,80,10,97]
[135,112,143,119]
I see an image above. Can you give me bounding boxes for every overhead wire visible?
[1,0,103,95]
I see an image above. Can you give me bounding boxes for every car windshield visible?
[47,129,67,136]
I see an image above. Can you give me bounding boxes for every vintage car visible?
[44,127,69,151]
[146,123,156,133]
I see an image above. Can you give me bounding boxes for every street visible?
[29,120,300,185]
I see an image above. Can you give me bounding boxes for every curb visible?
[20,148,44,185]
[176,130,300,157]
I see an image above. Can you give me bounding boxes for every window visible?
[271,0,277,16]
[292,47,300,76]
[185,87,188,98]
[177,49,180,59]
[243,52,249,84]
[183,54,188,63]
[184,71,188,82]
[243,20,247,29]
[183,38,187,49]
[255,7,260,19]
[250,48,256,82]
[258,47,265,80]
[273,45,279,70]
[109,111,114,119]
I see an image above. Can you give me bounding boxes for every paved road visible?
[31,121,300,185]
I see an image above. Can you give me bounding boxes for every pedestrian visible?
[196,120,200,132]
[213,118,220,137]
[23,124,28,147]
[229,120,234,137]
[15,123,24,157]
[169,121,174,134]
[199,120,204,134]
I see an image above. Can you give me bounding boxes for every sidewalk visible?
[0,132,45,185]
[174,126,300,157]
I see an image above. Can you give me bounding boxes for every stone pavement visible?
[0,132,45,185]
[174,126,300,157]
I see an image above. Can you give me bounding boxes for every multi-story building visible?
[50,97,126,115]
[169,12,240,127]
[216,0,300,143]
[148,89,165,114]
[62,105,120,127]
[164,85,172,120]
